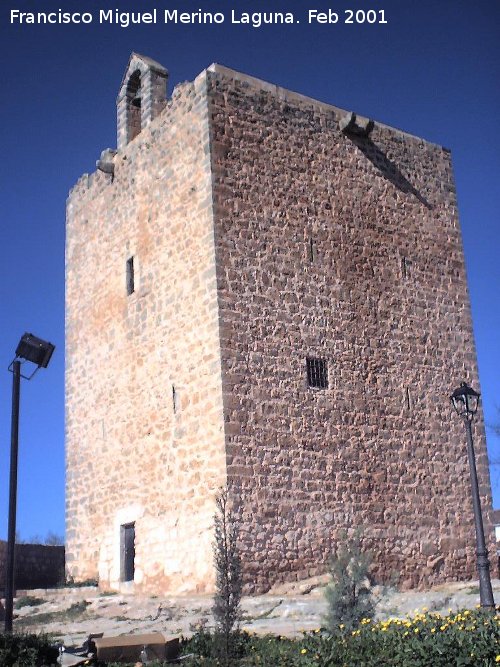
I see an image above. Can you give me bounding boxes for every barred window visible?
[306,357,328,389]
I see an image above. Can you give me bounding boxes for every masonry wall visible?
[207,66,494,592]
[0,542,65,592]
[65,70,226,594]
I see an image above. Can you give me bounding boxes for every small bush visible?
[64,576,98,588]
[323,529,377,634]
[0,632,58,667]
[14,597,46,610]
[212,487,243,665]
[66,600,91,615]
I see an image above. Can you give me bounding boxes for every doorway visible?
[120,522,135,582]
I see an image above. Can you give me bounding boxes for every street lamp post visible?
[450,382,495,610]
[4,333,55,633]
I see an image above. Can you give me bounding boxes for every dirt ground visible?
[5,576,500,647]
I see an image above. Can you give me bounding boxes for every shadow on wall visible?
[0,541,65,592]
[348,134,433,210]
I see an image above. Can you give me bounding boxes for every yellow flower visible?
[495,656,500,663]
[301,648,307,654]
[339,624,345,629]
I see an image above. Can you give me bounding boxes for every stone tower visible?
[65,53,494,594]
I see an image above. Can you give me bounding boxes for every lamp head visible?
[450,382,480,421]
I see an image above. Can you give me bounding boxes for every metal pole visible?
[4,360,21,632]
[464,417,495,609]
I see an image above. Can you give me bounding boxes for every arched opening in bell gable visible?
[127,70,142,142]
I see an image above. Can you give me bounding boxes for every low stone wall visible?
[0,540,65,592]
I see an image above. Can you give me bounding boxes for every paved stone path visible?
[8,577,500,646]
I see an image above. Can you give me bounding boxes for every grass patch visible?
[247,600,283,622]
[243,601,283,623]
[15,600,92,628]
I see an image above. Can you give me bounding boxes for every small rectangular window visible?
[306,357,328,389]
[309,237,315,263]
[401,256,412,279]
[405,386,412,411]
[126,256,135,295]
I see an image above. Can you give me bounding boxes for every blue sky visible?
[0,0,499,541]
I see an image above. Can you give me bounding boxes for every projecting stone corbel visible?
[96,148,118,175]
[339,112,374,137]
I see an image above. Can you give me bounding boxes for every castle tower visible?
[65,55,494,594]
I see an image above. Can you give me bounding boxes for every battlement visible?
[71,60,450,202]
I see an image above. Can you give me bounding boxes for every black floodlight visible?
[450,382,480,420]
[15,333,55,369]
[4,332,55,632]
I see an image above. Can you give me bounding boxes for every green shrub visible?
[14,596,46,610]
[323,529,377,634]
[0,632,58,667]
[66,600,91,615]
[212,487,243,665]
[64,576,98,588]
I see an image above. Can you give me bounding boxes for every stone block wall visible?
[0,541,65,591]
[65,65,227,595]
[207,65,493,592]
